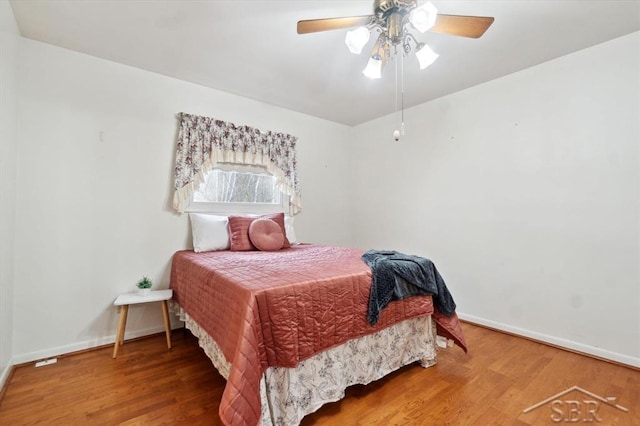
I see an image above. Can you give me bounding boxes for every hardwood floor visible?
[0,323,638,425]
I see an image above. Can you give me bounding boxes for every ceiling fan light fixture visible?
[345,27,371,54]
[415,43,439,69]
[409,1,438,33]
[363,55,383,79]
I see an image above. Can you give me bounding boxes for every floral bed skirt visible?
[172,303,438,425]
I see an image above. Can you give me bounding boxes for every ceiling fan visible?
[297,0,494,79]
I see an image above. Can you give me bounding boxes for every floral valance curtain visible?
[173,113,301,215]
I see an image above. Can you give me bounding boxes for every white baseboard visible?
[11,325,171,365]
[8,314,638,371]
[458,312,640,369]
[0,357,14,392]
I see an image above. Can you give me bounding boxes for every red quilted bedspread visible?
[170,245,466,426]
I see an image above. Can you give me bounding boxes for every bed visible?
[170,243,466,425]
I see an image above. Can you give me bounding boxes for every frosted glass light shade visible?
[345,27,370,54]
[409,2,438,33]
[415,44,439,69]
[362,56,382,79]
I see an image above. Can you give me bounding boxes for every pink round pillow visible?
[248,218,285,251]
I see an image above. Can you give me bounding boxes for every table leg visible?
[119,305,128,346]
[112,305,129,358]
[161,300,172,350]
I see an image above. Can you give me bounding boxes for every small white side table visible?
[112,289,173,358]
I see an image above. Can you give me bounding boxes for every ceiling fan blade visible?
[430,14,495,39]
[297,16,373,34]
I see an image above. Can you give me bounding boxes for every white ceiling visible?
[9,0,640,126]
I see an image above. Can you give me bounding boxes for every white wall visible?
[11,37,352,362]
[349,32,639,366]
[0,0,20,387]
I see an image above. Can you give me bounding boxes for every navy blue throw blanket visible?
[362,250,457,325]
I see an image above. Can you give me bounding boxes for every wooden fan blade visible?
[297,16,373,34]
[430,14,495,38]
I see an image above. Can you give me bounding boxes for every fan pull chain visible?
[400,50,405,137]
[394,46,399,140]
[393,45,404,142]
[392,45,406,142]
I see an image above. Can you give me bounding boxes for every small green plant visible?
[136,276,153,289]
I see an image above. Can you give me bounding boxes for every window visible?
[173,113,301,215]
[187,164,285,214]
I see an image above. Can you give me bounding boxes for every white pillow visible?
[189,214,230,252]
[284,215,298,244]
